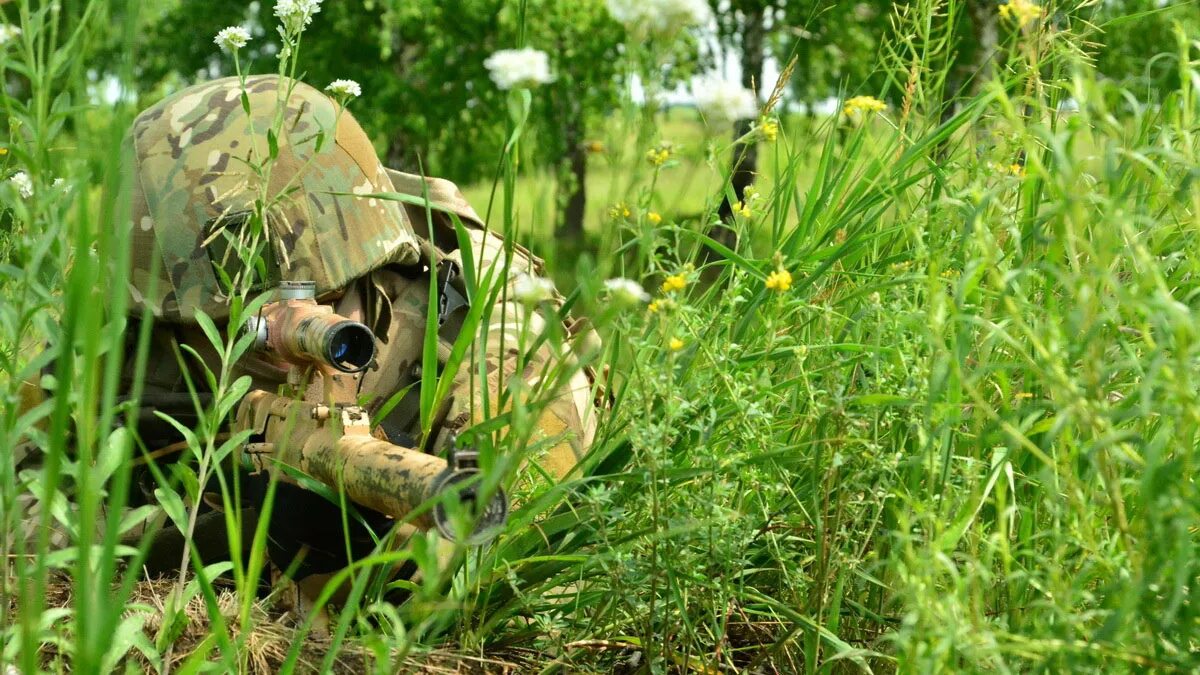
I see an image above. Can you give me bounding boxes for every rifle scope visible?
[247,281,377,373]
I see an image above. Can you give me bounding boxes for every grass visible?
[460,110,827,262]
[3,0,1200,673]
[461,111,725,234]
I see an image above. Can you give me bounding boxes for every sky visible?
[632,19,841,115]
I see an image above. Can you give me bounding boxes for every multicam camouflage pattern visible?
[129,75,420,323]
[14,79,600,577]
[359,169,598,484]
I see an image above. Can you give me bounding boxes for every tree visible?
[514,0,623,241]
[1090,0,1200,99]
[124,0,624,240]
[710,0,775,231]
[130,0,512,183]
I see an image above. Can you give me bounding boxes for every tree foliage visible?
[126,0,623,189]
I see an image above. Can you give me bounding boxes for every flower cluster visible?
[608,203,632,220]
[605,0,711,35]
[214,26,251,53]
[758,117,779,142]
[842,95,887,127]
[275,0,323,32]
[484,48,554,90]
[765,268,793,293]
[844,95,887,117]
[9,171,33,199]
[513,273,555,305]
[693,77,758,124]
[325,79,362,100]
[734,185,764,218]
[990,161,1025,178]
[660,273,688,294]
[648,298,675,313]
[0,24,20,47]
[999,0,1045,28]
[604,278,650,306]
[645,143,672,166]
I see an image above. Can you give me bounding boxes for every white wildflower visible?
[274,0,322,32]
[512,273,555,305]
[213,26,251,53]
[604,278,650,306]
[606,0,710,34]
[325,79,362,99]
[10,171,33,199]
[0,24,20,47]
[484,48,554,90]
[693,77,758,124]
[52,178,65,188]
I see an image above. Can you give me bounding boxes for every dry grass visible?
[26,576,534,674]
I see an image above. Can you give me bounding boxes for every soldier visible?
[16,74,600,597]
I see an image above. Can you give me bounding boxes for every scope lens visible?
[332,342,349,360]
[324,321,376,373]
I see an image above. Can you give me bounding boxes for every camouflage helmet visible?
[128,75,420,323]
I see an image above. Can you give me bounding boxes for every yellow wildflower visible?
[0,147,7,156]
[989,161,1025,177]
[765,268,793,293]
[843,95,887,118]
[999,0,1045,28]
[585,140,606,154]
[648,297,675,314]
[661,274,688,294]
[608,203,632,220]
[668,337,685,351]
[647,211,663,225]
[645,144,672,167]
[759,117,779,142]
[733,201,752,218]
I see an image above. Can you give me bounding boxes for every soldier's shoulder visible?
[383,167,545,276]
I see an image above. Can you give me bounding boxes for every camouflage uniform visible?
[13,76,598,574]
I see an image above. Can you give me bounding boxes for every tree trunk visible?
[709,5,766,256]
[559,99,587,242]
[942,0,999,125]
[935,1,999,173]
[967,0,999,95]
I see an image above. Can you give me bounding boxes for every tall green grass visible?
[3,0,1199,672]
